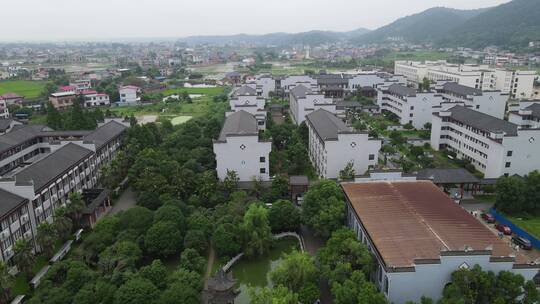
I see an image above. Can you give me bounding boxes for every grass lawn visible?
[162,86,225,97]
[508,216,540,240]
[0,80,48,99]
[170,116,193,125]
[12,255,50,296]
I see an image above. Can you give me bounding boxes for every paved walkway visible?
[300,225,333,304]
[110,187,137,215]
[203,244,216,289]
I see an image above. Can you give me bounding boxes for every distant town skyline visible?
[1,0,510,42]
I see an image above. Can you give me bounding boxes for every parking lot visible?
[462,200,540,261]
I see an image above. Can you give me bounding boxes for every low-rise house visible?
[82,90,110,107]
[118,85,140,106]
[289,84,335,125]
[0,98,8,119]
[305,109,381,179]
[49,91,77,110]
[0,93,23,106]
[343,181,539,304]
[431,105,540,178]
[213,111,271,182]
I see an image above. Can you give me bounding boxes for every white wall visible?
[213,136,271,182]
[325,133,381,178]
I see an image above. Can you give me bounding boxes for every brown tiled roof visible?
[342,181,524,269]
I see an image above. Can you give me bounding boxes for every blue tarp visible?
[489,208,540,250]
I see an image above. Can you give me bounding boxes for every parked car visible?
[495,224,512,235]
[512,236,533,250]
[481,213,496,224]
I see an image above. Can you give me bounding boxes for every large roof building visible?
[342,180,539,304]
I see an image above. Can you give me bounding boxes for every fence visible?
[489,208,540,250]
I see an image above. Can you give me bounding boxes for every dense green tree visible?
[168,268,203,291]
[302,180,345,238]
[117,206,154,234]
[222,170,239,194]
[332,270,388,304]
[179,248,206,274]
[159,282,199,304]
[183,229,208,255]
[144,221,183,257]
[249,286,299,304]
[66,192,86,229]
[153,204,185,231]
[13,238,35,275]
[46,101,63,130]
[271,250,319,293]
[0,262,13,304]
[139,260,168,289]
[268,200,301,232]
[339,161,356,180]
[98,240,142,274]
[241,203,273,258]
[114,278,159,304]
[212,223,242,258]
[495,175,526,214]
[36,222,57,258]
[53,207,73,241]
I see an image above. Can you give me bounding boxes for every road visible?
[110,187,137,215]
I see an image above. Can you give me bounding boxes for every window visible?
[409,113,413,117]
[369,154,375,160]
[505,162,511,168]
[507,151,513,157]
[260,168,266,174]
[410,106,414,110]
[476,105,480,109]
[260,157,265,163]
[384,276,389,294]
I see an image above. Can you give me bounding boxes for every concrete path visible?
[110,187,137,215]
[203,244,216,289]
[299,225,333,304]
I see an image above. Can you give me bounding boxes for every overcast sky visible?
[1,0,510,42]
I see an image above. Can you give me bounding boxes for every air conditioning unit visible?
[51,194,58,201]
[58,189,64,196]
[21,215,29,223]
[70,181,75,187]
[1,231,9,240]
[23,231,31,239]
[35,207,43,215]
[5,249,13,257]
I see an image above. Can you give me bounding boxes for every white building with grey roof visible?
[213,111,271,182]
[377,84,444,129]
[289,84,335,125]
[436,82,508,119]
[431,105,540,178]
[508,101,540,130]
[305,109,381,179]
[229,85,267,129]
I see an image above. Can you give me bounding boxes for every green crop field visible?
[0,80,48,99]
[162,86,226,97]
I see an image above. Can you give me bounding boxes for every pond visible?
[231,238,299,304]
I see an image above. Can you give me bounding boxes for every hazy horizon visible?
[0,0,510,42]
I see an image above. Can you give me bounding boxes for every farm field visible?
[162,86,225,96]
[0,80,48,99]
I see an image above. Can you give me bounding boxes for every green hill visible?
[439,0,540,48]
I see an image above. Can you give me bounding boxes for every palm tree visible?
[66,192,85,229]
[0,262,13,303]
[53,207,73,241]
[13,239,35,276]
[36,223,57,258]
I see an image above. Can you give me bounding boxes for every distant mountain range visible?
[179,0,540,49]
[179,29,371,46]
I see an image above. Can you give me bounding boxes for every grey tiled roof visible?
[306,109,352,141]
[218,111,258,141]
[83,121,127,149]
[232,85,257,97]
[290,85,311,99]
[446,106,518,136]
[15,143,93,191]
[524,103,540,119]
[387,84,416,97]
[0,188,27,218]
[289,175,309,186]
[442,82,482,98]
[417,168,479,184]
[0,125,48,152]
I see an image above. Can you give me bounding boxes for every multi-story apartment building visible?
[377,84,443,129]
[289,84,335,125]
[69,79,92,92]
[0,98,9,119]
[49,91,77,110]
[312,73,350,99]
[229,85,267,129]
[343,181,539,304]
[305,109,381,179]
[508,102,540,129]
[395,61,537,99]
[0,121,127,263]
[436,82,508,119]
[279,75,317,94]
[348,72,406,91]
[246,75,276,98]
[431,105,540,178]
[213,111,271,182]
